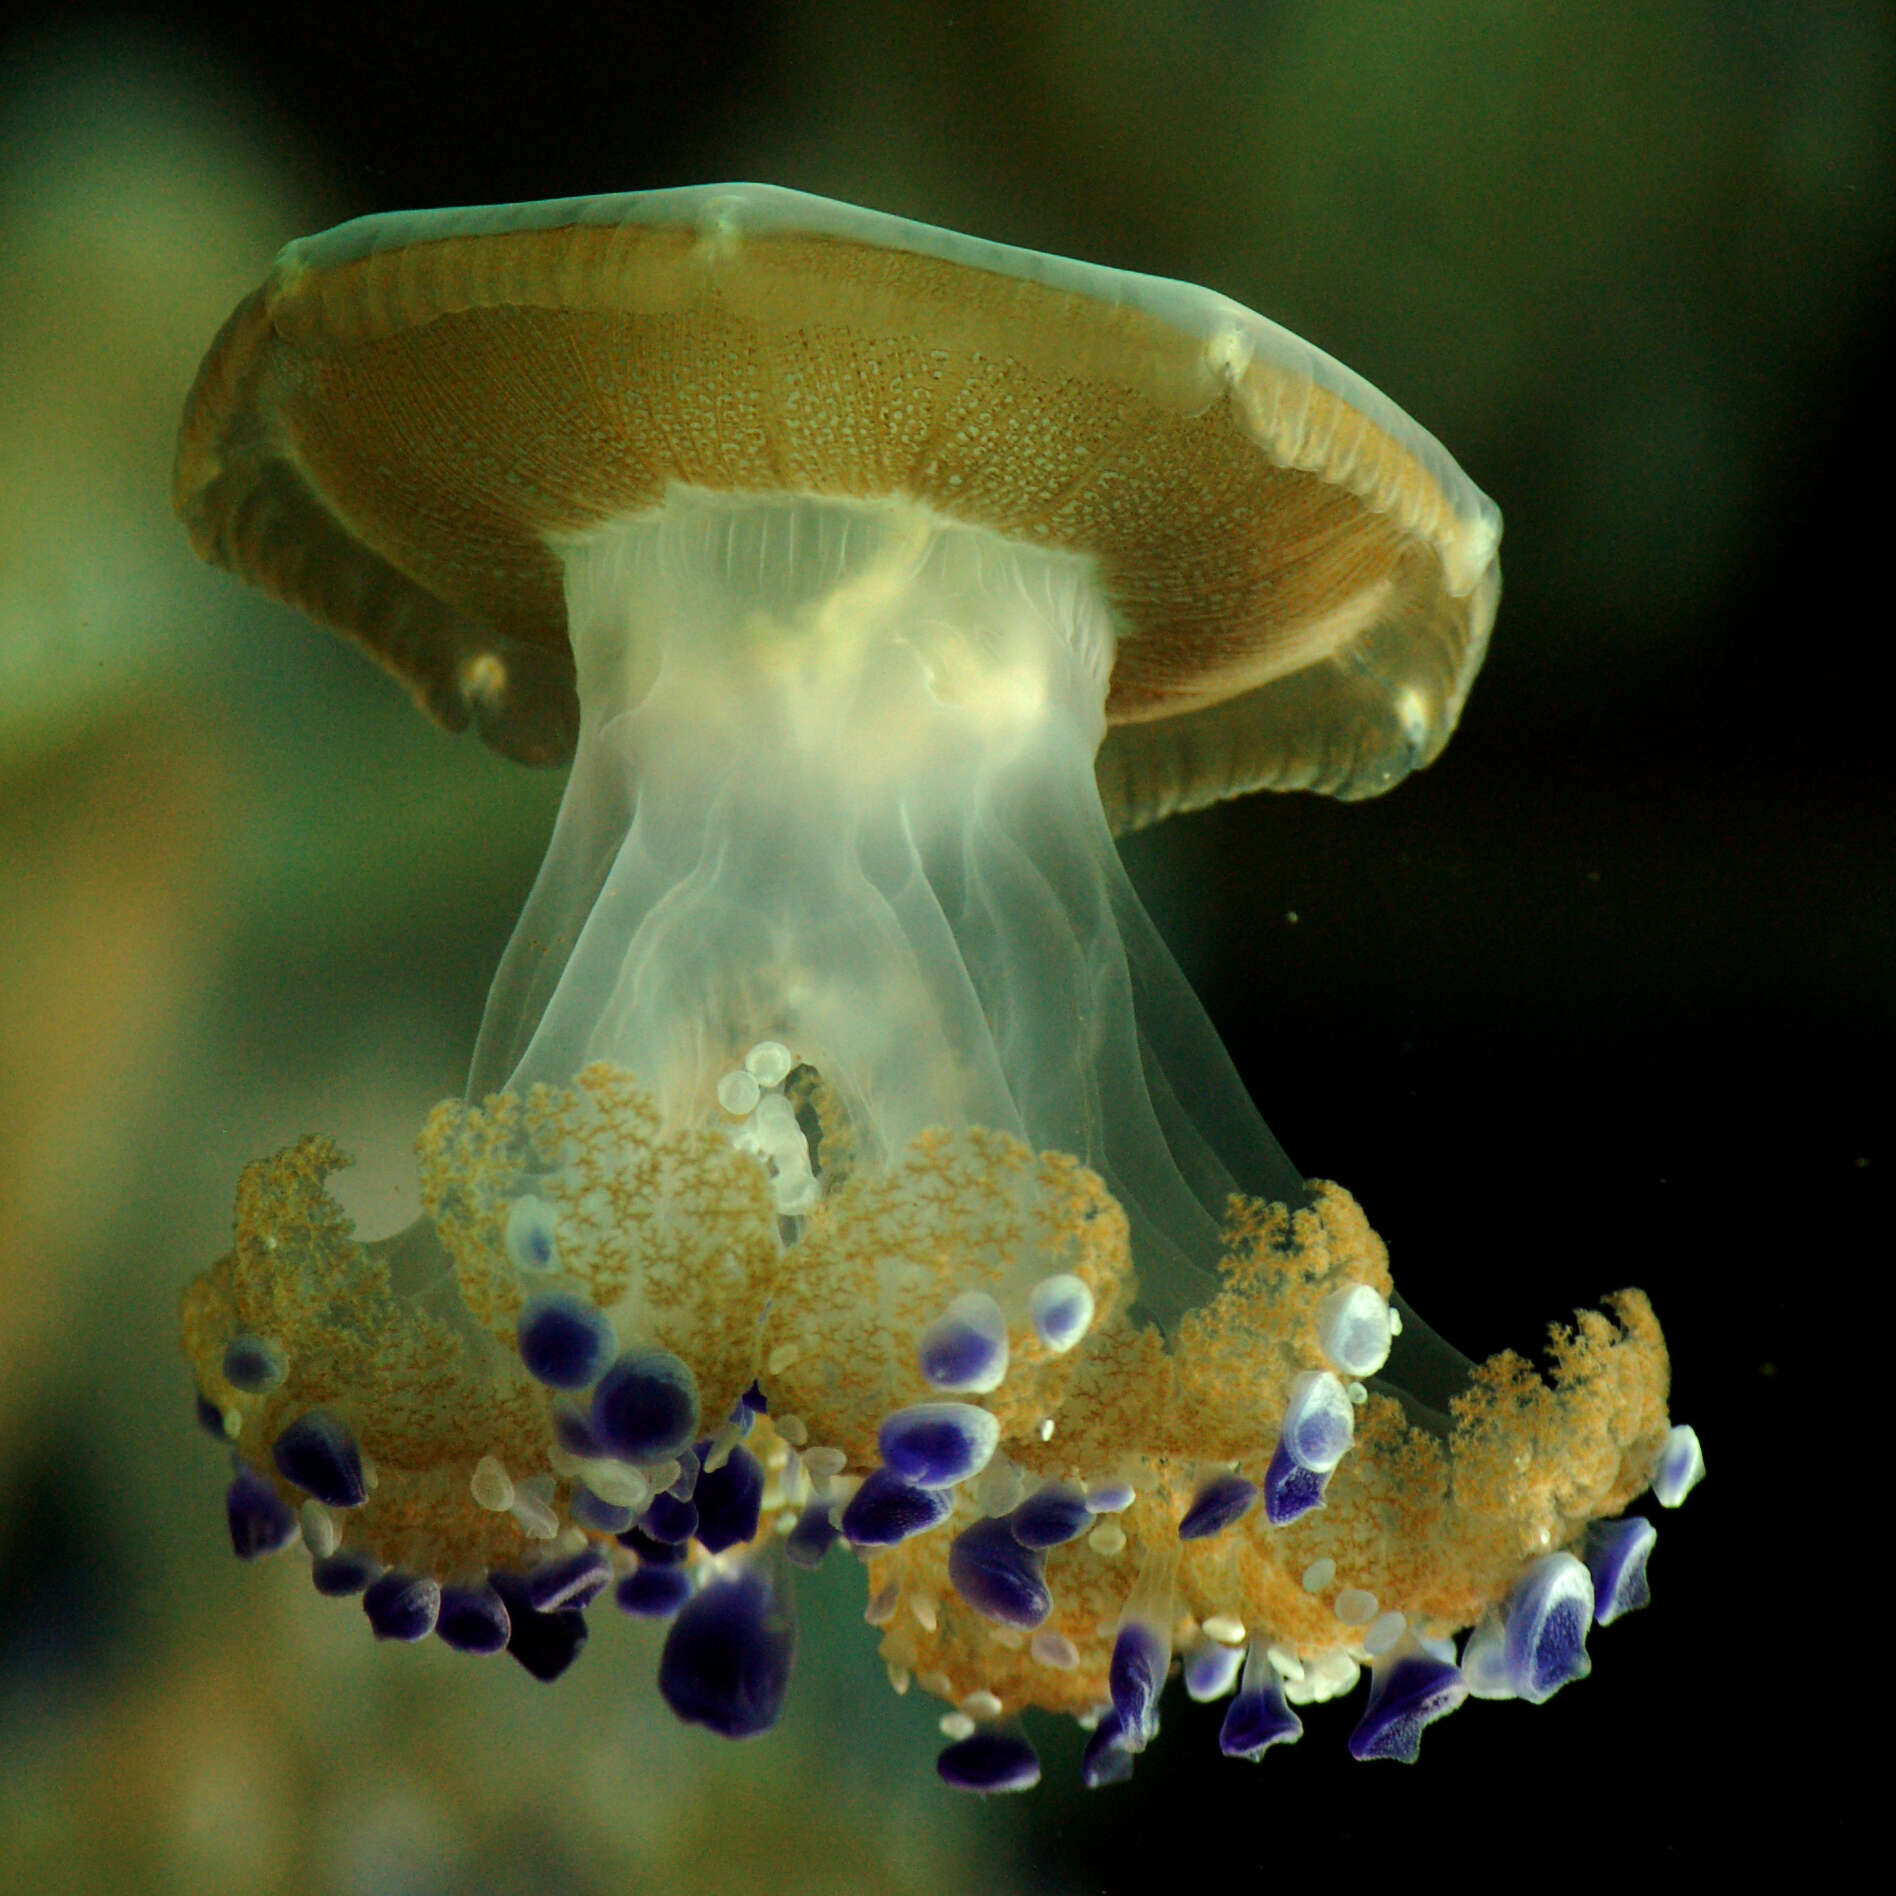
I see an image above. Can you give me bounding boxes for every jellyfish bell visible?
[174,183,1695,1783]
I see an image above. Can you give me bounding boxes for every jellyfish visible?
[174,184,1701,1788]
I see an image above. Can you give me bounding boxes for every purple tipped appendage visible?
[1079,1712,1135,1788]
[1261,1447,1328,1525]
[1462,1552,1594,1703]
[1219,1649,1303,1758]
[658,1563,796,1739]
[489,1570,591,1681]
[1347,1650,1467,1761]
[917,1292,1008,1393]
[1584,1516,1656,1625]
[840,1469,955,1547]
[363,1571,441,1642]
[694,1443,765,1554]
[1027,1273,1093,1353]
[1182,1638,1245,1703]
[640,1490,699,1545]
[615,1563,694,1618]
[272,1409,366,1510]
[436,1584,511,1654]
[517,1293,616,1390]
[590,1346,700,1462]
[1653,1424,1705,1508]
[221,1333,285,1393]
[1109,1621,1167,1751]
[1262,1372,1354,1525]
[1178,1473,1259,1541]
[311,1549,379,1596]
[1009,1484,1093,1549]
[937,1728,1041,1793]
[226,1467,296,1559]
[947,1517,1051,1629]
[877,1402,1000,1487]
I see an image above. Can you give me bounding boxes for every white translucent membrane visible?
[469,488,1304,1330]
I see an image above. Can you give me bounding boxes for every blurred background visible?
[1,3,1886,1888]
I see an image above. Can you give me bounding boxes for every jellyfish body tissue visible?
[182,487,1700,1787]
